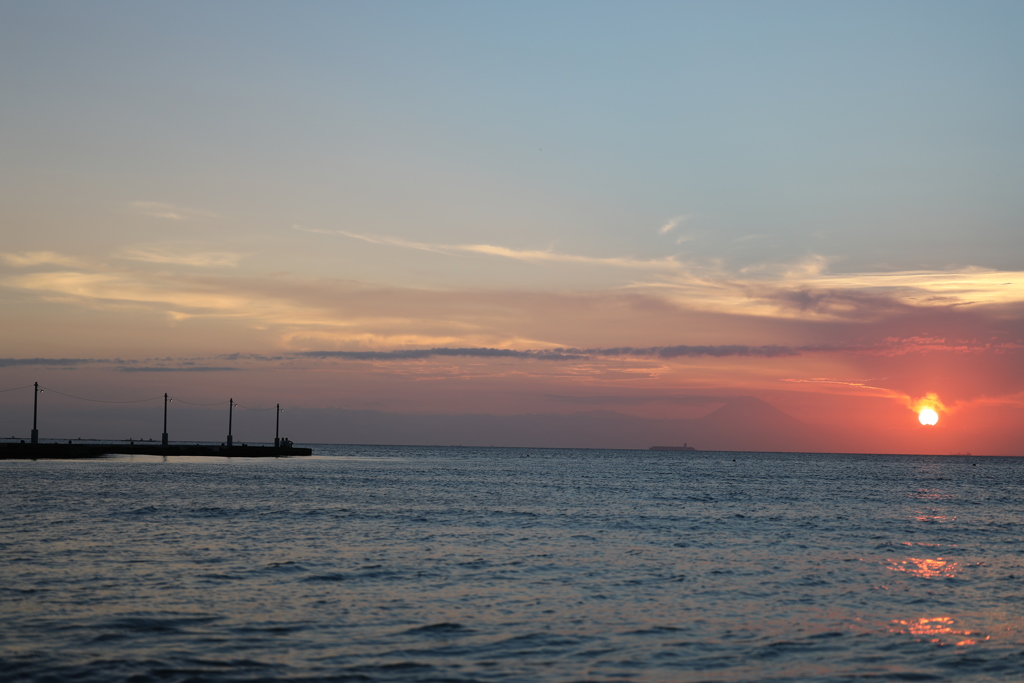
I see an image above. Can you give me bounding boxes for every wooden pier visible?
[0,442,313,460]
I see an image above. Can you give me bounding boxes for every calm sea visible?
[2,446,1023,682]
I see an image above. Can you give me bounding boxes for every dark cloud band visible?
[0,345,803,371]
[570,345,799,358]
[0,358,100,368]
[117,366,241,373]
[296,344,799,361]
[296,348,587,361]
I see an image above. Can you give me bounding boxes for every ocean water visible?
[2,446,1023,682]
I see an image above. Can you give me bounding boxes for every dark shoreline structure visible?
[6,384,309,458]
[0,442,313,460]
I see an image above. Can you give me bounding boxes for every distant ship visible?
[649,443,696,452]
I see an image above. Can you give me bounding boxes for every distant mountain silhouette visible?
[701,396,802,426]
[689,396,815,451]
[277,396,828,452]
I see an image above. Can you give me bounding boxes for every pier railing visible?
[0,383,295,449]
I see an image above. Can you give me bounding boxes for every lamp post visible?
[31,382,39,444]
[227,398,234,447]
[275,403,281,447]
[162,393,169,446]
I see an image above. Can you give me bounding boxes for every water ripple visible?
[2,448,1023,681]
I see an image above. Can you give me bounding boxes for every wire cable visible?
[235,403,276,411]
[19,385,267,409]
[170,397,231,407]
[39,386,162,404]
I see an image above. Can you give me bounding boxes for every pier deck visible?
[0,442,313,459]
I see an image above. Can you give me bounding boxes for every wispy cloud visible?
[116,246,244,268]
[633,255,1024,320]
[296,347,588,361]
[781,377,888,390]
[296,228,1024,317]
[281,330,491,350]
[130,201,217,221]
[801,267,1024,306]
[861,336,1024,356]
[659,215,691,235]
[546,394,728,406]
[3,256,521,347]
[574,344,799,358]
[5,270,255,312]
[300,227,681,270]
[1,251,86,268]
[295,344,799,362]
[6,245,1024,368]
[291,224,336,236]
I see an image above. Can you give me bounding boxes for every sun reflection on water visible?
[910,488,950,501]
[890,616,988,646]
[887,557,960,579]
[907,489,957,522]
[901,541,950,548]
[912,512,957,523]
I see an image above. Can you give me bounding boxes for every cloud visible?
[296,347,588,361]
[635,257,1024,320]
[294,344,798,362]
[5,243,1024,377]
[0,357,101,368]
[216,353,286,362]
[3,258,515,345]
[909,391,948,415]
[1,252,86,268]
[781,377,890,390]
[659,215,691,235]
[867,336,1024,356]
[116,246,244,268]
[4,270,255,313]
[20,340,984,370]
[545,394,728,406]
[757,287,911,319]
[281,331,496,350]
[811,267,1024,306]
[571,344,799,358]
[304,227,681,270]
[457,243,679,269]
[117,366,240,372]
[130,201,217,221]
[291,224,337,236]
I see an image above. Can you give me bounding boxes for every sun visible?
[911,392,945,426]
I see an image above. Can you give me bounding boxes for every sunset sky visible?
[3,1,1024,453]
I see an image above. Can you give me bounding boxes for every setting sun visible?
[919,407,939,426]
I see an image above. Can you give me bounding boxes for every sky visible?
[2,1,1024,453]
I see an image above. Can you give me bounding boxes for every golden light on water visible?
[918,407,939,426]
[887,557,959,579]
[890,616,988,646]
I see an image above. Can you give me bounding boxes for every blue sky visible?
[5,1,1022,274]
